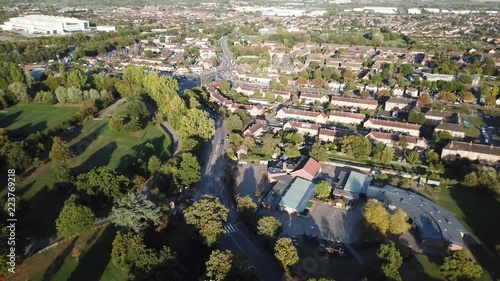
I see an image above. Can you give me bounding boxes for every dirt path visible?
[97,98,126,118]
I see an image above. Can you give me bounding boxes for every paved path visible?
[97,98,126,118]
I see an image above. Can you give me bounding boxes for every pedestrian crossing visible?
[224,223,238,234]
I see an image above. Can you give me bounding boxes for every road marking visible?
[224,223,238,234]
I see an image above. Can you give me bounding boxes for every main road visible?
[192,36,284,281]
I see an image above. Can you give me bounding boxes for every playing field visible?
[0,104,79,136]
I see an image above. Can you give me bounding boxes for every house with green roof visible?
[278,177,316,214]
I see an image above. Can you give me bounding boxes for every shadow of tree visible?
[9,120,48,138]
[76,141,117,174]
[116,135,166,175]
[42,237,78,281]
[0,109,23,129]
[66,122,107,157]
[68,226,117,281]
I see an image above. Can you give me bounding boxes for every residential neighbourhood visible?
[0,1,499,281]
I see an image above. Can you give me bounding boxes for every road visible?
[193,111,284,280]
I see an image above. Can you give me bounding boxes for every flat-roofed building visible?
[1,14,92,34]
[283,121,320,136]
[441,141,500,165]
[366,185,467,250]
[364,118,421,137]
[435,123,465,140]
[385,97,416,112]
[276,108,328,124]
[328,110,365,124]
[331,96,378,110]
[365,131,428,150]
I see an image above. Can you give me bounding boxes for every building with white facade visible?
[1,15,91,35]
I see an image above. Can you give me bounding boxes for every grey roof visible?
[279,177,316,212]
[436,122,465,133]
[344,171,369,195]
[366,185,467,245]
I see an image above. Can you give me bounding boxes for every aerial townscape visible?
[0,0,499,280]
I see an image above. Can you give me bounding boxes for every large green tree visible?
[76,166,131,200]
[237,196,257,222]
[314,181,331,200]
[184,195,229,246]
[405,151,421,168]
[49,136,73,162]
[46,165,73,190]
[364,200,390,234]
[67,67,88,89]
[257,216,283,240]
[205,250,233,281]
[111,193,161,234]
[440,250,483,281]
[372,142,395,165]
[342,135,372,159]
[388,209,411,235]
[309,143,328,162]
[226,114,244,133]
[178,108,215,140]
[178,153,201,186]
[56,196,95,237]
[274,237,299,270]
[377,241,403,281]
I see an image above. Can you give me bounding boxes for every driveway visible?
[259,201,364,244]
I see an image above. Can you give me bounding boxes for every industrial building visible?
[1,15,91,35]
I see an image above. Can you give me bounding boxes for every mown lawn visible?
[8,225,128,281]
[419,186,500,281]
[463,115,500,128]
[15,120,171,240]
[0,104,78,136]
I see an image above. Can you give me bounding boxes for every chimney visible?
[469,141,472,146]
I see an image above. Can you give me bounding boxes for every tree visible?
[111,193,161,233]
[372,142,395,165]
[205,250,233,281]
[79,100,97,118]
[361,90,370,99]
[440,91,457,103]
[49,136,72,162]
[435,130,453,144]
[400,64,414,76]
[377,89,391,100]
[418,93,431,105]
[178,153,201,186]
[311,77,326,87]
[309,143,328,162]
[440,250,483,281]
[462,167,500,195]
[279,75,289,86]
[148,155,162,175]
[226,114,244,133]
[364,200,390,234]
[284,144,301,158]
[457,74,472,85]
[76,167,131,200]
[426,150,440,164]
[56,196,95,237]
[274,237,299,270]
[296,77,308,86]
[388,209,411,235]
[315,181,331,200]
[125,97,150,126]
[461,90,475,103]
[405,151,421,168]
[261,134,280,156]
[218,80,231,93]
[285,132,305,144]
[178,108,215,140]
[257,216,282,240]
[264,91,276,103]
[109,113,124,131]
[408,110,426,125]
[237,196,257,222]
[377,241,403,281]
[46,165,73,190]
[0,141,32,171]
[111,232,147,269]
[184,195,229,246]
[67,68,88,89]
[342,135,372,159]
[8,82,30,104]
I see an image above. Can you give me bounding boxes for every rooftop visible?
[366,185,467,246]
[280,108,326,118]
[329,110,365,119]
[343,171,369,195]
[367,118,422,130]
[331,96,378,105]
[436,122,465,133]
[285,121,321,131]
[444,141,500,156]
[279,177,316,212]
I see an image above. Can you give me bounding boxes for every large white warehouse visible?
[1,15,90,35]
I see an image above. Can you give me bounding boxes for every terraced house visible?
[364,118,421,137]
[330,96,378,110]
[328,110,365,125]
[276,108,328,124]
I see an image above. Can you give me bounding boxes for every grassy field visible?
[463,115,500,128]
[8,225,128,281]
[14,120,171,240]
[0,104,78,136]
[419,186,500,281]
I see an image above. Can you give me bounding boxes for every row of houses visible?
[206,86,266,116]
